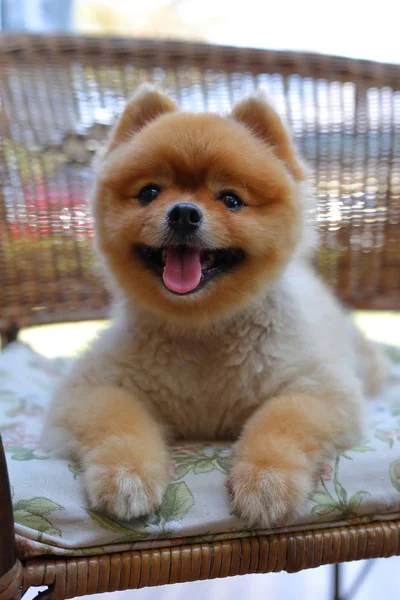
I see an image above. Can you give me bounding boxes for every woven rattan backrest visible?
[0,35,399,330]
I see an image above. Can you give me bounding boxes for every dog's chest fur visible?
[125,304,288,440]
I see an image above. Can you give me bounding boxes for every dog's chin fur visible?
[44,87,389,527]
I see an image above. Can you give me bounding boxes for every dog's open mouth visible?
[136,245,244,295]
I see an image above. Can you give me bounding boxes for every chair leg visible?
[0,322,19,349]
[333,563,341,600]
[344,561,376,600]
[332,560,376,600]
[29,588,53,600]
[0,435,16,581]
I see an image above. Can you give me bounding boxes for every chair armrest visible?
[0,434,15,577]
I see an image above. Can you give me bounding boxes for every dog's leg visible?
[230,391,363,527]
[48,385,169,520]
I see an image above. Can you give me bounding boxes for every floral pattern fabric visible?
[1,342,400,559]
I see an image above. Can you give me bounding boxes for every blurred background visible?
[0,0,399,64]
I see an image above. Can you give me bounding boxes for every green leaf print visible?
[172,446,231,479]
[158,482,194,522]
[68,463,83,479]
[214,455,230,474]
[309,455,369,519]
[334,479,348,504]
[340,452,353,460]
[309,491,335,505]
[311,503,340,516]
[14,497,63,516]
[13,510,61,537]
[383,345,400,364]
[7,446,49,461]
[0,423,18,432]
[13,497,64,537]
[5,397,43,418]
[339,445,375,460]
[375,428,399,448]
[86,510,149,539]
[193,459,215,474]
[175,463,191,478]
[391,399,400,417]
[347,491,370,511]
[390,459,400,492]
[0,390,16,403]
[333,456,347,505]
[350,445,376,453]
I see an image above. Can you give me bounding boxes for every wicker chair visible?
[0,35,399,600]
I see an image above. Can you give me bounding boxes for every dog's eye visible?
[218,191,243,212]
[137,185,161,205]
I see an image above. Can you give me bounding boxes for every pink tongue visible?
[163,247,202,294]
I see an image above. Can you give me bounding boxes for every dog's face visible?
[94,87,306,325]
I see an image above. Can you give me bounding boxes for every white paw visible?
[230,460,310,528]
[83,462,167,521]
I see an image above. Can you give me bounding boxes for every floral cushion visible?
[1,341,400,559]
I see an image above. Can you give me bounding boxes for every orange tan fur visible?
[44,86,388,526]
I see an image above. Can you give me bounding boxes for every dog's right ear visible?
[231,96,304,181]
[106,85,178,153]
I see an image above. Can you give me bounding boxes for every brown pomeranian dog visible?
[45,86,387,527]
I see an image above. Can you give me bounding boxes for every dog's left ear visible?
[231,97,304,180]
[106,85,178,153]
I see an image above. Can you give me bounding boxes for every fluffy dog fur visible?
[44,86,388,527]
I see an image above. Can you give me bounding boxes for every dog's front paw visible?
[230,459,311,528]
[82,437,168,520]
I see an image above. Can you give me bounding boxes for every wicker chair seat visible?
[1,341,399,561]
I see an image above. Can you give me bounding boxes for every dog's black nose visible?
[167,203,203,234]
